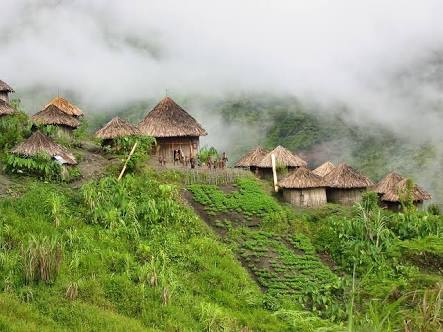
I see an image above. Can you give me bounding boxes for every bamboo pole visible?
[118,142,138,181]
[271,153,278,192]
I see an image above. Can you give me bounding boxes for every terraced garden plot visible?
[186,178,345,320]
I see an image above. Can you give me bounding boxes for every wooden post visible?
[118,142,138,181]
[271,153,278,192]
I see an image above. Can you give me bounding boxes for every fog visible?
[1,1,443,196]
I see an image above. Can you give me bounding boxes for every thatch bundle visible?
[373,172,404,195]
[32,105,80,128]
[257,145,307,168]
[235,146,269,167]
[279,167,325,189]
[138,97,207,137]
[312,161,335,177]
[45,97,84,117]
[12,131,77,165]
[380,178,431,202]
[0,80,14,92]
[96,117,140,139]
[323,163,373,188]
[0,100,15,116]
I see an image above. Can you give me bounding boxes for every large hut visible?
[256,145,307,178]
[96,117,141,146]
[323,163,373,205]
[312,161,335,177]
[279,167,327,207]
[235,146,269,174]
[45,97,84,117]
[11,131,77,166]
[32,104,80,136]
[0,80,14,103]
[374,172,431,210]
[0,100,15,117]
[138,97,207,161]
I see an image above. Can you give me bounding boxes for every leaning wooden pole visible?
[118,142,138,181]
[271,153,278,192]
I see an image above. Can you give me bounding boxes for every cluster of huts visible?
[1,79,207,170]
[95,96,207,161]
[235,145,432,210]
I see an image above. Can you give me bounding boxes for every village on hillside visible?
[0,79,432,211]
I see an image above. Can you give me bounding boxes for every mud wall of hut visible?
[153,136,199,161]
[282,188,327,208]
[326,188,366,205]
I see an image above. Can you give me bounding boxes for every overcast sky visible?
[1,0,443,143]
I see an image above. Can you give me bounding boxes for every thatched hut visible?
[0,100,15,117]
[279,167,327,207]
[32,105,80,135]
[12,131,77,165]
[323,163,373,205]
[138,97,207,161]
[0,80,14,103]
[374,172,431,210]
[96,117,140,146]
[235,146,269,174]
[45,97,84,117]
[312,161,335,177]
[256,145,307,178]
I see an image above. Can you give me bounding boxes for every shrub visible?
[4,153,62,181]
[21,236,63,284]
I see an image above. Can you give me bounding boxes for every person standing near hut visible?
[190,157,196,169]
[207,156,213,170]
[221,152,228,169]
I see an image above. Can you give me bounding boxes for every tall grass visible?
[21,236,62,284]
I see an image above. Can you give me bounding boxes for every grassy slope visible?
[0,174,311,331]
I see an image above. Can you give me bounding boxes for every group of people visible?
[157,149,228,170]
[206,152,228,170]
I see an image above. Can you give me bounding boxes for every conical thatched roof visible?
[45,97,84,117]
[235,146,269,167]
[381,178,432,202]
[279,167,325,189]
[96,117,141,139]
[0,80,14,92]
[32,105,80,128]
[11,131,77,165]
[257,145,307,168]
[312,161,335,177]
[373,172,405,195]
[323,163,373,188]
[138,97,207,137]
[0,100,15,116]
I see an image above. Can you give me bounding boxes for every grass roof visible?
[11,131,77,165]
[0,80,14,93]
[323,163,373,188]
[381,177,432,202]
[138,97,207,137]
[45,97,84,117]
[235,146,269,167]
[279,167,325,189]
[32,105,80,128]
[96,117,140,139]
[257,145,307,168]
[0,100,15,116]
[312,161,335,177]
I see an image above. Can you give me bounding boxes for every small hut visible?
[312,161,335,177]
[374,172,431,210]
[11,131,77,170]
[0,100,15,117]
[0,80,14,103]
[235,146,269,174]
[279,167,327,207]
[323,163,373,205]
[256,145,307,178]
[45,97,84,117]
[32,104,80,136]
[138,97,207,162]
[95,117,141,146]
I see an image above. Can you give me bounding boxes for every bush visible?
[4,153,63,181]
